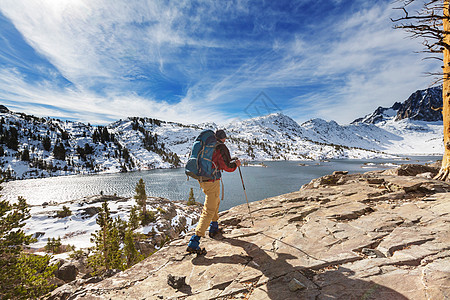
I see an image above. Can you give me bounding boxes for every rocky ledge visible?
[49,164,449,299]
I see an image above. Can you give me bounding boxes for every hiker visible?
[186,129,241,255]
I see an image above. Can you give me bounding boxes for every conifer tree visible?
[20,148,30,161]
[42,136,51,151]
[128,205,140,231]
[187,188,196,205]
[0,195,57,298]
[52,142,66,161]
[123,228,143,268]
[84,143,94,155]
[115,216,127,241]
[134,178,153,225]
[45,237,62,253]
[108,218,124,270]
[4,127,19,151]
[88,200,123,274]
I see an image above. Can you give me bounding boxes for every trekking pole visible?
[238,166,254,226]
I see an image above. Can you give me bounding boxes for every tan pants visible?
[195,180,221,237]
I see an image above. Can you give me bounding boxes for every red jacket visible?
[212,143,237,173]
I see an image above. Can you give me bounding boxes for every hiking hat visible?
[215,129,227,140]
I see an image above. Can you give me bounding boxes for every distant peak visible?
[255,112,294,121]
[0,105,9,113]
[352,86,442,124]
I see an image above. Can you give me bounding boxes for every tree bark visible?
[435,0,450,181]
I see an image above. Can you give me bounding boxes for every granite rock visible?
[48,168,450,300]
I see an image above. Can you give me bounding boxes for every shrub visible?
[69,249,87,260]
[140,211,156,226]
[45,237,62,254]
[55,205,72,218]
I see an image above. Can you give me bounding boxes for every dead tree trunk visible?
[435,0,450,181]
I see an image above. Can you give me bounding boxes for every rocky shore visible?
[48,164,449,299]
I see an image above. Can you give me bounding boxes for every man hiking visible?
[186,129,241,255]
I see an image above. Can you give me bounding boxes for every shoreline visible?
[19,159,442,252]
[3,153,442,182]
[3,156,441,207]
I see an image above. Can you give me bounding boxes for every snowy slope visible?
[345,86,444,154]
[374,119,443,154]
[0,84,444,181]
[0,111,389,180]
[225,113,390,161]
[24,194,201,251]
[300,117,443,155]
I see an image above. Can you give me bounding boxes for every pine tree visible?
[128,205,140,231]
[84,143,94,155]
[134,178,153,225]
[88,200,124,274]
[0,195,57,298]
[6,127,19,150]
[20,148,30,161]
[187,188,196,205]
[45,237,62,253]
[122,148,130,163]
[101,127,110,143]
[52,142,66,161]
[55,205,71,218]
[115,216,127,242]
[42,136,51,151]
[76,146,86,160]
[108,218,124,270]
[123,228,143,268]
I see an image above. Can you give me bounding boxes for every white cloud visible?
[197,2,440,124]
[0,0,442,125]
[0,1,201,87]
[0,68,226,125]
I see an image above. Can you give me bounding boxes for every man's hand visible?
[230,157,241,167]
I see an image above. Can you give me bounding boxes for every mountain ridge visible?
[0,86,444,180]
[352,86,442,124]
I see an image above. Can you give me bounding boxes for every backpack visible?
[185,130,221,181]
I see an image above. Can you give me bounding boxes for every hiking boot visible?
[209,227,224,239]
[208,221,223,239]
[186,234,206,255]
[186,246,207,255]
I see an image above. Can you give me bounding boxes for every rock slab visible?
[48,168,450,300]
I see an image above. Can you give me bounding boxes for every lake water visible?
[2,156,439,212]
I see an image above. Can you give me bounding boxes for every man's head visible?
[215,129,227,142]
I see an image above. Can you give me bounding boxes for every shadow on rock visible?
[314,266,409,300]
[193,237,409,300]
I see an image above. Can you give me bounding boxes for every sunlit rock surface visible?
[49,165,450,299]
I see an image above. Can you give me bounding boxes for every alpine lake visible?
[2,156,439,212]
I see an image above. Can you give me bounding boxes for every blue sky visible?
[0,0,439,125]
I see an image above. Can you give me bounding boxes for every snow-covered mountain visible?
[0,86,444,180]
[224,113,390,161]
[352,86,442,124]
[347,86,443,154]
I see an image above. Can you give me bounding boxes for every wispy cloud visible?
[0,68,226,125]
[0,0,441,125]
